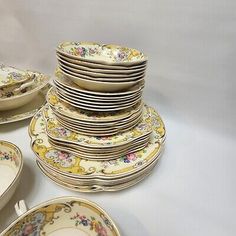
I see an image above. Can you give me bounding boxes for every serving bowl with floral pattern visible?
[0,140,23,211]
[0,70,50,111]
[1,197,120,236]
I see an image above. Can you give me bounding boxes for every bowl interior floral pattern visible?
[0,140,23,196]
[57,42,147,65]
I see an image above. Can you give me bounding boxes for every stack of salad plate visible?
[0,64,50,124]
[29,41,166,192]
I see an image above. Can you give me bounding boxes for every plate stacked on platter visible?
[0,64,50,124]
[29,42,166,192]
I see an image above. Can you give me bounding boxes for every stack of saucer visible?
[29,41,166,192]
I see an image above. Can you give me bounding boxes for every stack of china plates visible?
[29,41,166,192]
[0,64,50,123]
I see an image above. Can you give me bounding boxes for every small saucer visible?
[0,84,51,124]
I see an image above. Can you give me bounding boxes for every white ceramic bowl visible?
[0,140,23,211]
[0,72,50,111]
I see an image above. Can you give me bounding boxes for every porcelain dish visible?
[0,70,50,111]
[57,41,147,65]
[0,140,23,211]
[0,84,51,124]
[1,196,120,236]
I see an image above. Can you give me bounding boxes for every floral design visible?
[45,149,75,167]
[13,212,45,236]
[123,153,137,163]
[4,200,119,236]
[57,41,147,63]
[71,213,108,236]
[0,150,18,166]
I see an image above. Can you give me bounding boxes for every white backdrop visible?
[0,0,235,235]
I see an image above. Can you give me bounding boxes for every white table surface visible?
[0,0,236,235]
[0,89,235,235]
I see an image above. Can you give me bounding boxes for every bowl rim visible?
[0,73,50,101]
[56,41,148,65]
[0,140,23,200]
[1,196,121,236]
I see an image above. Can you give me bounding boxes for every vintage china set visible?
[26,41,166,193]
[0,42,166,234]
[1,197,121,236]
[0,64,50,124]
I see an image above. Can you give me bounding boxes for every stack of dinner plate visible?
[29,41,166,192]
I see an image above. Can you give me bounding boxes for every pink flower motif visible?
[22,223,34,235]
[124,153,137,163]
[58,152,69,160]
[95,225,108,236]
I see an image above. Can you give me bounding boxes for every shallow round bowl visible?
[0,140,23,211]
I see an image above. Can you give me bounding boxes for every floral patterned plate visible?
[1,197,120,236]
[57,41,147,66]
[57,52,147,70]
[28,104,165,178]
[54,69,144,97]
[0,64,33,88]
[36,158,158,192]
[47,87,143,123]
[0,84,50,124]
[45,104,152,148]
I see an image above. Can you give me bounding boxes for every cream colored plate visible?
[37,150,161,186]
[57,41,147,65]
[2,197,120,236]
[0,85,50,124]
[57,92,141,112]
[55,69,144,97]
[29,104,166,178]
[57,88,142,106]
[47,87,143,123]
[57,56,147,74]
[55,81,143,102]
[45,104,152,148]
[37,159,156,192]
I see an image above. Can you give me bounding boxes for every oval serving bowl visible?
[1,196,120,236]
[0,140,23,211]
[0,71,50,111]
[57,41,148,66]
